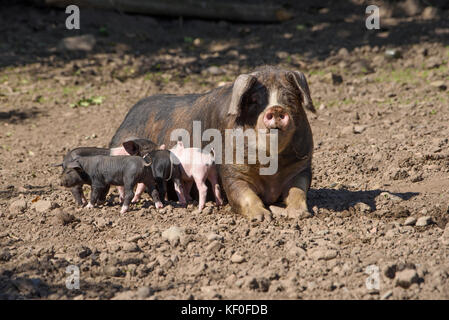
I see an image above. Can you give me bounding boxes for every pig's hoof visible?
[287,208,312,220]
[155,202,163,209]
[120,206,129,214]
[131,197,140,203]
[85,203,94,209]
[248,208,272,223]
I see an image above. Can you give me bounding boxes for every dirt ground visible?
[1,0,449,300]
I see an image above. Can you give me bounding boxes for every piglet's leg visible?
[173,177,186,206]
[194,177,208,212]
[184,180,193,202]
[86,186,102,209]
[143,175,163,209]
[117,186,125,203]
[120,182,135,214]
[71,185,85,206]
[207,167,223,206]
[110,147,128,203]
[131,183,146,203]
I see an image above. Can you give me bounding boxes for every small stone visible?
[126,234,142,243]
[395,269,419,288]
[422,6,439,20]
[77,246,92,259]
[404,217,417,226]
[94,217,112,229]
[338,47,349,56]
[309,249,338,261]
[59,34,96,51]
[161,226,184,246]
[136,286,153,299]
[430,81,447,91]
[206,240,223,253]
[104,265,123,277]
[353,125,367,134]
[206,232,223,242]
[122,242,139,253]
[230,253,245,264]
[9,199,27,214]
[55,209,75,226]
[193,38,202,46]
[324,72,343,85]
[31,200,52,213]
[415,216,432,227]
[384,48,402,59]
[205,66,225,76]
[381,290,393,300]
[202,206,213,215]
[112,290,135,300]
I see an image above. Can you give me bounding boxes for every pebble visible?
[381,290,393,300]
[205,66,225,76]
[206,232,223,242]
[161,226,185,246]
[136,286,153,299]
[104,265,123,277]
[404,217,417,226]
[59,34,96,51]
[206,240,223,253]
[55,209,75,226]
[430,81,447,91]
[309,249,338,261]
[230,253,245,264]
[31,200,53,213]
[122,242,139,253]
[9,199,27,214]
[415,216,432,227]
[395,269,419,288]
[353,125,367,134]
[324,72,343,85]
[77,246,92,259]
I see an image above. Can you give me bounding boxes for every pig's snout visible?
[263,106,290,130]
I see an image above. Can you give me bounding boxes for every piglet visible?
[170,141,223,211]
[110,138,159,203]
[149,149,186,208]
[55,147,110,206]
[65,154,160,214]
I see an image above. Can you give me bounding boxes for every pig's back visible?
[109,94,202,148]
[63,147,110,168]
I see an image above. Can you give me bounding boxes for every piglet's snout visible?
[263,106,289,130]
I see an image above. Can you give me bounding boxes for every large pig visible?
[110,66,315,221]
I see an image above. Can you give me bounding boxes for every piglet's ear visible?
[228,74,257,116]
[123,140,139,155]
[159,144,166,150]
[288,71,316,113]
[66,160,81,170]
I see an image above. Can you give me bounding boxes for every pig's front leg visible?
[282,168,312,219]
[131,183,146,203]
[222,177,272,222]
[97,185,110,205]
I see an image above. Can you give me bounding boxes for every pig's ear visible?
[123,140,139,155]
[66,160,81,170]
[228,74,257,116]
[289,71,316,113]
[159,144,166,150]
